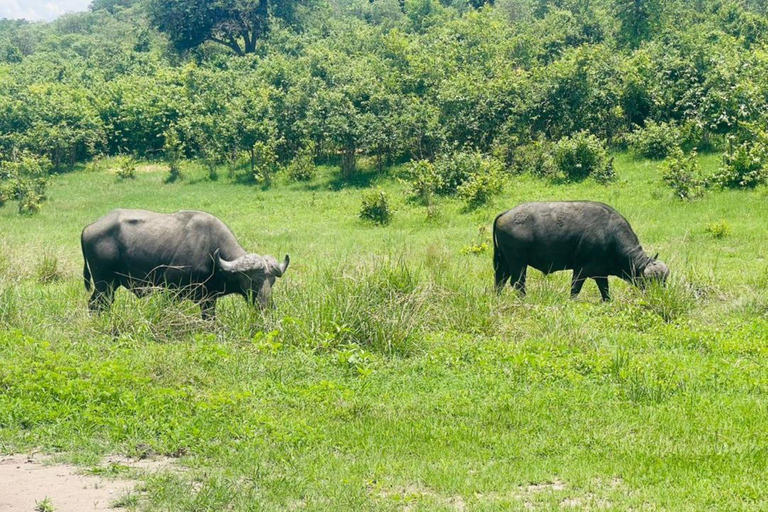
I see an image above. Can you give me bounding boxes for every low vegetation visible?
[0,154,766,510]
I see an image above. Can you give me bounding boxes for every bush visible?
[403,159,443,204]
[286,143,316,182]
[456,158,504,208]
[0,152,50,214]
[359,189,391,225]
[250,141,279,183]
[705,220,732,239]
[115,155,136,180]
[513,138,556,178]
[629,121,681,159]
[164,129,183,183]
[661,147,706,200]
[432,151,506,195]
[712,138,767,189]
[553,132,614,182]
[432,151,485,194]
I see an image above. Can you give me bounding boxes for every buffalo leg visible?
[494,263,511,293]
[510,265,527,296]
[89,280,115,313]
[571,271,586,298]
[200,299,216,320]
[595,277,610,301]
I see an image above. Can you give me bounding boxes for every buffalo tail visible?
[81,232,91,291]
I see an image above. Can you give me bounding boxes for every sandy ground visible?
[0,454,173,511]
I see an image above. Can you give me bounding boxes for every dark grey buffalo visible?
[81,209,289,318]
[493,201,668,300]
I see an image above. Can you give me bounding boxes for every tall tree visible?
[148,0,307,56]
[614,0,661,48]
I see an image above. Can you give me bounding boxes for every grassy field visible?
[1,153,767,511]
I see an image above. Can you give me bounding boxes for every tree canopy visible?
[148,0,308,55]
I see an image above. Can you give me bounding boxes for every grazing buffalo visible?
[81,209,289,319]
[492,201,668,300]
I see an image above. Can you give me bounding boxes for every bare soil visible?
[0,454,173,511]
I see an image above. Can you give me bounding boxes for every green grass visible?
[1,153,767,510]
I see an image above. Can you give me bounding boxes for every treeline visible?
[1,0,767,181]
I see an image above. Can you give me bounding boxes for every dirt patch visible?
[0,454,174,511]
[107,163,168,174]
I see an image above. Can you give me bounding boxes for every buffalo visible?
[81,209,289,319]
[493,201,668,300]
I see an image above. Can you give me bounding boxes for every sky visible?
[0,0,91,21]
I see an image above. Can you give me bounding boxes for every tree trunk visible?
[250,146,255,178]
[342,145,356,179]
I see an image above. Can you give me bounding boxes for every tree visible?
[148,0,309,56]
[614,0,662,48]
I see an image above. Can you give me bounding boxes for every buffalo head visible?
[637,253,669,288]
[215,251,290,307]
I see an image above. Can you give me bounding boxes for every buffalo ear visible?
[279,254,290,276]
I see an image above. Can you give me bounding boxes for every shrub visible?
[0,152,50,214]
[513,138,557,178]
[286,143,316,182]
[457,158,504,208]
[251,141,279,183]
[164,129,183,183]
[432,151,507,197]
[359,189,391,225]
[629,121,681,159]
[553,132,614,182]
[661,147,706,200]
[461,225,491,255]
[705,220,731,239]
[432,151,485,194]
[712,138,767,189]
[403,159,442,205]
[115,155,136,180]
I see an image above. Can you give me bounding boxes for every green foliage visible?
[286,143,316,182]
[148,0,308,55]
[432,151,502,194]
[114,155,137,180]
[403,159,442,204]
[34,497,55,512]
[661,147,706,200]
[456,157,504,208]
[164,128,184,183]
[705,220,732,239]
[629,121,682,160]
[359,189,391,225]
[0,151,50,214]
[513,138,557,178]
[460,225,491,255]
[553,131,614,182]
[713,137,768,189]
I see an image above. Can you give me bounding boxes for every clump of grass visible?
[610,351,686,404]
[265,259,428,356]
[636,276,697,323]
[35,253,61,284]
[93,289,209,343]
[111,491,140,508]
[705,220,731,239]
[34,497,55,512]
